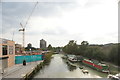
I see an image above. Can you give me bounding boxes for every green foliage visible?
[108,44,119,66]
[63,40,119,66]
[78,41,89,55]
[118,43,120,66]
[43,52,53,65]
[81,41,89,45]
[47,44,53,50]
[63,40,78,55]
[25,47,37,51]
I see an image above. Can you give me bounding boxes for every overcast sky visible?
[1,0,118,47]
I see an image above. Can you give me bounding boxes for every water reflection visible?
[34,54,108,78]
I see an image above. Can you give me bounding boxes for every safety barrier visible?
[15,55,43,64]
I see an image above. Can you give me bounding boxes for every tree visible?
[81,41,89,45]
[63,40,120,66]
[47,44,53,50]
[79,41,89,56]
[118,43,120,66]
[109,44,119,65]
[25,46,36,51]
[63,40,78,54]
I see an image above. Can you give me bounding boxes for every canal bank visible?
[33,54,109,78]
[2,61,43,78]
[2,52,52,79]
[27,52,53,79]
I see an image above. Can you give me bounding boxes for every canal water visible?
[34,54,108,78]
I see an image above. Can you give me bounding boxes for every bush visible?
[43,52,53,65]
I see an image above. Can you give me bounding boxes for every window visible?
[9,46,13,54]
[2,45,7,55]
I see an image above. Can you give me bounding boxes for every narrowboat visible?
[82,59,109,73]
[107,73,120,80]
[76,56,84,62]
[67,55,77,62]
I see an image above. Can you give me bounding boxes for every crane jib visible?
[19,29,25,31]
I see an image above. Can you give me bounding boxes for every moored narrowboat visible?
[67,55,77,62]
[82,59,109,73]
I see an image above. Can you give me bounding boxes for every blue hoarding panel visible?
[15,55,43,64]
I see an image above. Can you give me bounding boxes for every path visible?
[2,60,43,78]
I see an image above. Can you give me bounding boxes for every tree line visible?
[63,40,120,66]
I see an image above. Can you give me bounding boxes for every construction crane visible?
[19,2,38,53]
[19,23,25,48]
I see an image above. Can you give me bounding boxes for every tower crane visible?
[19,2,38,53]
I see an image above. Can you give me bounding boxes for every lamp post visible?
[29,48,32,64]
[30,48,32,55]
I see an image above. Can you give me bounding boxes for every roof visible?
[0,38,14,44]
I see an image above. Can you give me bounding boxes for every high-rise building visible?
[40,39,47,49]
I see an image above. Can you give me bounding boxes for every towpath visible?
[2,60,43,78]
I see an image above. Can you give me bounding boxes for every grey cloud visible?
[2,2,31,33]
[1,0,103,35]
[42,27,67,35]
[85,0,102,8]
[26,27,67,36]
[2,15,21,33]
[2,2,76,18]
[2,2,76,33]
[2,0,76,2]
[0,5,2,35]
[2,2,34,16]
[31,2,77,17]
[118,0,120,43]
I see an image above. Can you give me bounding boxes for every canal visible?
[34,54,108,78]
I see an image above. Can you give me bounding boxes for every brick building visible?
[0,38,15,70]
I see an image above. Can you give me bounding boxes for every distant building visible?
[40,39,47,49]
[15,44,22,54]
[27,43,32,47]
[0,38,15,70]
